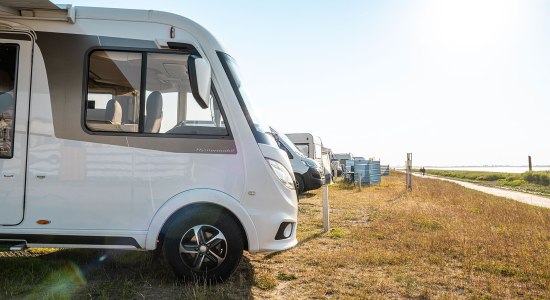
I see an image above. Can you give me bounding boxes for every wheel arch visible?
[145,189,258,252]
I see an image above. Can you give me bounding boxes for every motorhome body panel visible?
[17,32,243,232]
[0,7,297,253]
[0,35,32,225]
[33,31,236,154]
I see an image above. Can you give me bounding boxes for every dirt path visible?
[413,173,550,209]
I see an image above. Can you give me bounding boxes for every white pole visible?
[406,153,413,191]
[322,185,329,232]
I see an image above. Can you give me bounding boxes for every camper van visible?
[286,133,331,184]
[270,127,323,194]
[0,2,298,281]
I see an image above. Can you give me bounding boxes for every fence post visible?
[358,173,362,192]
[406,153,413,191]
[322,185,329,232]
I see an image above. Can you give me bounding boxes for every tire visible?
[162,206,244,283]
[295,175,305,195]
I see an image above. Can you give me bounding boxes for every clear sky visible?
[61,0,550,166]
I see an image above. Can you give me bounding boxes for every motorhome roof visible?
[286,133,322,145]
[333,153,353,160]
[0,3,226,54]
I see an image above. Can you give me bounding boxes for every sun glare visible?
[419,0,524,53]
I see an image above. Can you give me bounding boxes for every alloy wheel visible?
[179,225,227,271]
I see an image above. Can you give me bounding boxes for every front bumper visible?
[302,167,323,192]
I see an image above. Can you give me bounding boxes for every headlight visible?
[266,158,295,190]
[301,160,317,168]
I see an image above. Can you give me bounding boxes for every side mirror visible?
[188,55,211,109]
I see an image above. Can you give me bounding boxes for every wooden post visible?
[528,156,532,172]
[406,153,413,191]
[358,173,362,192]
[322,185,329,232]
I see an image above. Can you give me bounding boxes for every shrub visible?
[522,171,550,186]
[476,174,501,181]
[426,170,510,182]
[498,180,524,187]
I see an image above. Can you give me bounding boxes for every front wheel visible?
[162,206,244,282]
[295,175,305,195]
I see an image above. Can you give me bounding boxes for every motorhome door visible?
[0,37,32,225]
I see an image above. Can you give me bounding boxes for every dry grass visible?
[1,173,549,299]
[251,173,550,299]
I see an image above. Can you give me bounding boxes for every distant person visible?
[420,167,426,176]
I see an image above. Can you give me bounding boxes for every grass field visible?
[1,173,549,299]
[422,169,550,198]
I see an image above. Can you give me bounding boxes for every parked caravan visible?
[286,133,331,183]
[332,153,353,176]
[0,2,298,281]
[270,127,323,194]
[321,146,333,183]
[332,153,353,165]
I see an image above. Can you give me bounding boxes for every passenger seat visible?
[144,91,163,133]
[105,98,122,124]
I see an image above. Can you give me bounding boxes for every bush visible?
[522,171,550,186]
[426,170,510,181]
[476,174,502,181]
[498,179,524,187]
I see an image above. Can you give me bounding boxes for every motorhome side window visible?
[0,44,18,159]
[86,50,227,136]
[295,144,309,158]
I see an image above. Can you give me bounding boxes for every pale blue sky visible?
[62,0,550,166]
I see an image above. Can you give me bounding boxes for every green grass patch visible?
[328,228,345,238]
[425,169,550,197]
[472,261,519,277]
[425,170,517,182]
[523,171,550,186]
[411,217,443,231]
[277,272,297,281]
[426,169,550,186]
[254,272,277,290]
[497,179,524,187]
[358,249,406,266]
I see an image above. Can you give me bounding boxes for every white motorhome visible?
[286,133,331,184]
[0,2,298,281]
[270,127,323,194]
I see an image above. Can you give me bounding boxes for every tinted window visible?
[145,53,227,135]
[86,50,227,136]
[218,52,275,145]
[86,51,141,133]
[0,44,18,159]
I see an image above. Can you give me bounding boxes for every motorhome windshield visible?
[270,127,305,158]
[280,133,305,158]
[218,52,276,146]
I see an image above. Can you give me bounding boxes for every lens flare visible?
[27,262,87,298]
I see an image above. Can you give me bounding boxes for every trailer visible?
[0,1,298,281]
[270,127,323,194]
[285,133,331,184]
